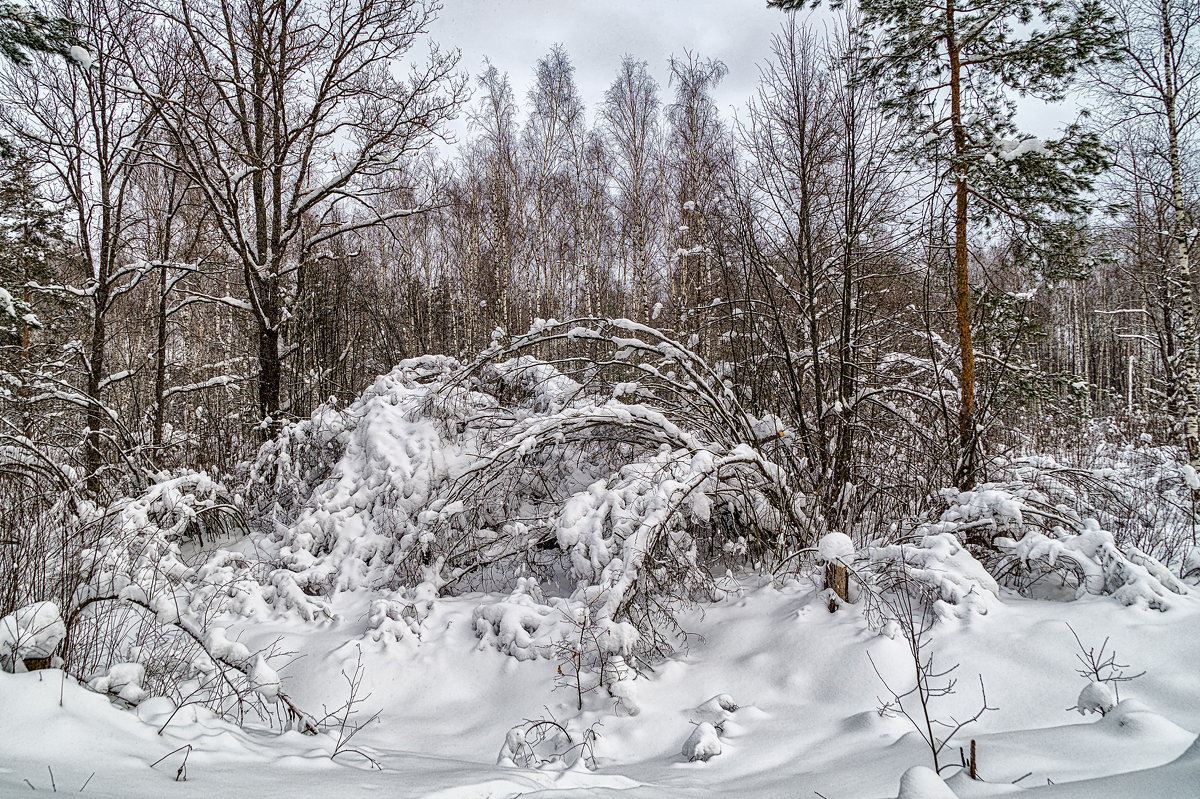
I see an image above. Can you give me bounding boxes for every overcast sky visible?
[427,0,1072,141]
[429,0,798,135]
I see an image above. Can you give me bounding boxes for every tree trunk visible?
[947,0,978,489]
[1163,0,1200,466]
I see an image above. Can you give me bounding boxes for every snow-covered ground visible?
[5,351,1198,798]
[3,575,1197,798]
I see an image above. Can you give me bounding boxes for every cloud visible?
[430,0,793,122]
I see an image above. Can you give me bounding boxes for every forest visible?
[0,0,1199,796]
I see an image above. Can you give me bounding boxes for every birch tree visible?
[601,56,663,321]
[1092,0,1200,463]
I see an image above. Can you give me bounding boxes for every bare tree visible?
[522,44,585,323]
[1092,0,1200,462]
[664,50,732,346]
[125,0,465,431]
[0,0,154,494]
[601,56,663,322]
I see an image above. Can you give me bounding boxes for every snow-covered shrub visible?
[1066,625,1142,716]
[497,715,601,770]
[1182,547,1200,584]
[58,473,317,732]
[0,601,65,671]
[864,551,995,774]
[0,452,86,619]
[550,588,636,709]
[249,322,806,658]
[999,447,1197,567]
[914,483,1186,610]
[681,722,722,762]
[862,534,1000,625]
[120,470,246,547]
[253,357,468,620]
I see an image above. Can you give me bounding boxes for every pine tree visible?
[0,151,61,350]
[0,3,80,157]
[0,2,75,66]
[770,0,1121,487]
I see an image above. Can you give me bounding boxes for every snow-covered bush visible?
[863,533,1000,625]
[249,322,807,657]
[0,601,65,671]
[0,451,85,619]
[1000,447,1198,568]
[56,473,318,731]
[497,715,601,770]
[1067,625,1142,716]
[912,483,1187,610]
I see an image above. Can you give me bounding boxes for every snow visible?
[996,137,1049,161]
[1076,681,1116,716]
[897,766,958,798]
[818,531,855,565]
[248,655,280,703]
[0,602,66,671]
[681,721,721,761]
[0,578,1198,797]
[68,45,93,69]
[4,355,1200,799]
[89,662,150,704]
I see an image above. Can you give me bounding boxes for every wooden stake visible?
[824,562,849,612]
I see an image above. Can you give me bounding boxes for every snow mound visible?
[1076,680,1116,716]
[897,765,958,798]
[682,721,721,761]
[691,693,738,727]
[0,602,65,671]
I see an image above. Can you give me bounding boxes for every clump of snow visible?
[609,678,641,716]
[88,662,149,704]
[1181,464,1200,491]
[897,765,958,798]
[248,655,280,703]
[995,136,1048,161]
[817,532,855,566]
[691,693,738,727]
[0,602,65,671]
[496,725,526,766]
[681,721,721,762]
[204,627,251,663]
[1077,680,1117,716]
[68,45,92,69]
